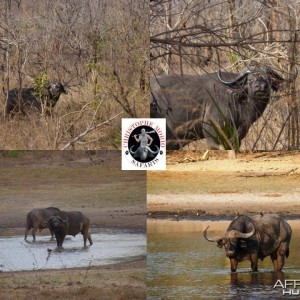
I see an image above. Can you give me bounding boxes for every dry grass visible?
[0,260,146,300]
[241,98,298,151]
[0,1,149,150]
[151,0,300,151]
[0,82,149,150]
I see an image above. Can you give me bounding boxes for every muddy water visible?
[147,219,300,299]
[0,228,146,272]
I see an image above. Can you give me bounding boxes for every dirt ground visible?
[0,258,146,300]
[0,151,146,229]
[148,150,300,218]
[0,151,146,300]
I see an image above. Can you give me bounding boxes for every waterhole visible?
[147,219,300,299]
[0,228,146,272]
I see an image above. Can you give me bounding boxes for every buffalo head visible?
[45,81,68,99]
[203,224,255,258]
[130,145,159,161]
[218,66,297,98]
[43,215,68,228]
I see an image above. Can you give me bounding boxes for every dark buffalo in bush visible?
[43,211,93,247]
[25,207,61,241]
[150,67,297,149]
[203,214,292,272]
[6,81,67,116]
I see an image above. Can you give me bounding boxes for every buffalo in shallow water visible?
[43,211,93,247]
[203,214,292,272]
[151,66,297,149]
[25,207,61,241]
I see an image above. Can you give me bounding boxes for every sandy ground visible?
[0,151,146,300]
[148,150,300,218]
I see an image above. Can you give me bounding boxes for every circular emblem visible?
[128,125,161,163]
[122,118,166,170]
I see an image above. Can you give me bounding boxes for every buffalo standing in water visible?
[25,207,61,241]
[203,214,291,272]
[43,211,93,247]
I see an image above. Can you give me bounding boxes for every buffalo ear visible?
[271,80,280,92]
[217,240,224,248]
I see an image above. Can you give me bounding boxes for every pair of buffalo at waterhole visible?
[151,66,298,150]
[204,213,292,272]
[5,81,68,116]
[25,207,93,247]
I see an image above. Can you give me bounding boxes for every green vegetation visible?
[205,91,240,150]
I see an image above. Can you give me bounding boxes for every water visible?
[0,228,146,272]
[147,219,300,299]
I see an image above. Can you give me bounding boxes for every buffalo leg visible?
[54,233,60,246]
[59,235,66,247]
[250,254,258,272]
[230,259,238,272]
[276,242,289,271]
[83,232,93,247]
[24,228,30,241]
[49,228,55,240]
[55,233,65,247]
[276,254,285,272]
[60,236,66,247]
[87,233,93,245]
[32,226,38,241]
[275,244,287,271]
[271,250,286,272]
[270,252,278,271]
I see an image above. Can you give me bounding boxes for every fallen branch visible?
[60,111,124,150]
[238,168,298,177]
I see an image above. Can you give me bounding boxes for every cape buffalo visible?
[6,81,67,116]
[43,211,93,247]
[203,214,292,272]
[25,207,61,241]
[151,66,297,150]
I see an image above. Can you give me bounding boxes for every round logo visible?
[122,118,166,170]
[127,126,161,163]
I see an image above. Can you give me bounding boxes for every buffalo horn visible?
[203,226,224,242]
[225,224,255,239]
[267,66,298,82]
[218,68,253,88]
[43,216,54,224]
[129,145,138,155]
[57,216,68,222]
[42,215,68,224]
[148,145,160,155]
